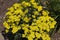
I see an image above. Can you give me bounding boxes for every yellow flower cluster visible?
[3,0,57,40]
[22,24,51,40]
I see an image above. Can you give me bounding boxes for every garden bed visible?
[0,0,60,40]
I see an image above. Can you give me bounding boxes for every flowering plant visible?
[3,0,57,40]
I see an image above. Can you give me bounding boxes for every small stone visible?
[0,33,4,40]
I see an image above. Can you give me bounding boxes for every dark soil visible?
[51,32,60,40]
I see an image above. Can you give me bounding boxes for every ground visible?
[0,0,60,40]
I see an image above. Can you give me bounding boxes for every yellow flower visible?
[14,9,21,14]
[7,7,14,12]
[24,9,28,14]
[9,15,14,19]
[33,11,39,15]
[32,15,36,18]
[37,6,42,11]
[6,12,12,15]
[23,17,30,22]
[13,3,21,9]
[32,2,38,8]
[22,27,29,34]
[46,29,50,32]
[14,9,23,15]
[28,37,33,40]
[30,26,39,31]
[35,32,41,38]
[45,34,51,40]
[7,19,11,22]
[12,27,19,34]
[3,22,10,29]
[31,23,37,26]
[25,2,31,6]
[30,32,35,38]
[30,0,35,3]
[42,10,49,16]
[27,33,35,38]
[17,26,21,30]
[33,19,37,22]
[5,29,9,33]
[49,24,55,28]
[35,38,38,40]
[22,34,26,38]
[22,1,31,7]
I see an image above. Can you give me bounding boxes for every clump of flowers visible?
[3,0,57,40]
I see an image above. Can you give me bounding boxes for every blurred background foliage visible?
[49,0,60,12]
[47,0,60,33]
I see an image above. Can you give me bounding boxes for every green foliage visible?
[47,1,60,33]
[58,28,60,33]
[47,0,60,34]
[14,33,21,40]
[49,0,60,12]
